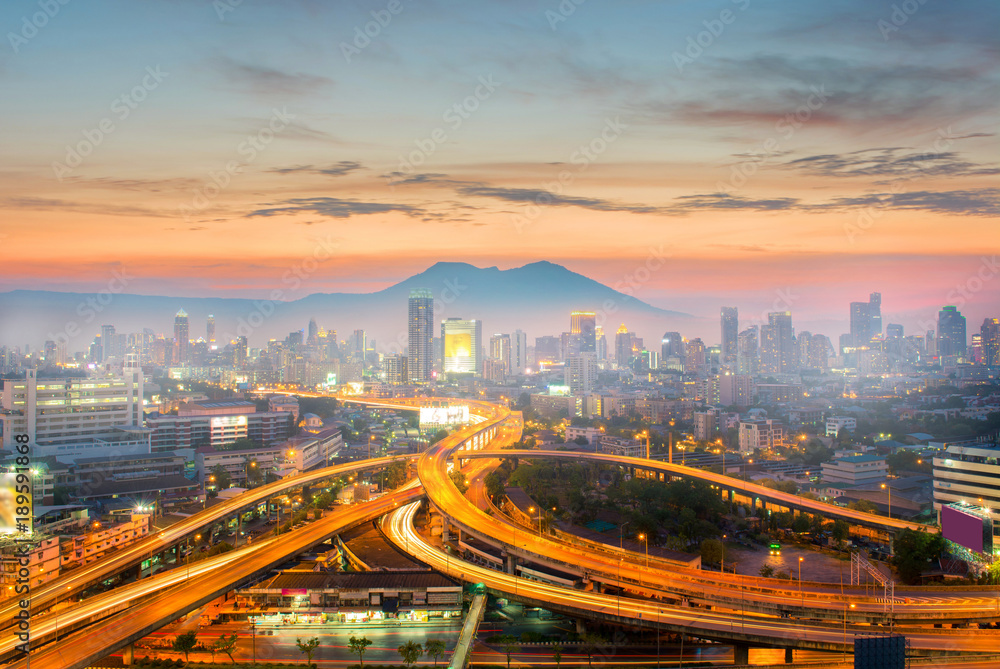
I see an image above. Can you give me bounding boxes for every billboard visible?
[444,332,474,373]
[420,406,470,428]
[942,503,992,554]
[547,385,571,396]
[854,635,906,669]
[0,473,29,534]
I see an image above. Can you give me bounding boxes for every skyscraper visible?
[720,307,738,366]
[408,289,434,383]
[442,318,482,374]
[100,324,116,362]
[850,301,872,347]
[937,306,967,358]
[570,311,597,353]
[490,333,512,374]
[564,353,597,394]
[760,312,795,374]
[174,309,189,364]
[615,324,633,368]
[869,292,882,337]
[511,329,528,374]
[980,318,1000,367]
[307,318,319,346]
[737,326,759,375]
[661,331,683,360]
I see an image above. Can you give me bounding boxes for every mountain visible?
[0,261,703,352]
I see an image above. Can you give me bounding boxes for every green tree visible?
[848,500,879,514]
[759,564,775,578]
[449,470,469,494]
[210,464,231,490]
[296,636,320,667]
[832,519,850,542]
[791,513,811,533]
[171,631,197,661]
[398,640,423,666]
[424,639,446,666]
[892,529,946,584]
[213,633,238,664]
[497,634,518,669]
[700,538,724,565]
[553,643,563,668]
[580,633,605,668]
[349,635,373,668]
[385,460,409,488]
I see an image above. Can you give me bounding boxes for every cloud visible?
[455,184,665,214]
[784,147,999,179]
[4,197,167,218]
[269,161,364,177]
[217,57,333,98]
[819,188,1000,216]
[669,192,800,212]
[247,197,424,219]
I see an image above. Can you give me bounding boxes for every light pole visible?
[798,557,804,606]
[638,532,649,569]
[618,521,630,620]
[843,602,856,661]
[881,482,892,518]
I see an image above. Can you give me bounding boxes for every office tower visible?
[490,333,512,374]
[937,306,967,358]
[408,289,434,383]
[886,323,903,340]
[760,312,794,374]
[850,301,872,347]
[808,334,830,370]
[684,338,706,374]
[350,329,366,363]
[561,332,583,359]
[615,324,633,367]
[441,318,482,374]
[206,315,216,343]
[926,330,937,357]
[981,318,1000,367]
[234,336,248,368]
[720,307,738,366]
[565,352,597,394]
[385,354,408,384]
[594,326,607,361]
[511,329,528,374]
[869,292,882,337]
[287,330,304,347]
[174,309,189,364]
[307,318,319,346]
[100,324,116,362]
[661,331,683,360]
[737,326,759,375]
[570,311,597,353]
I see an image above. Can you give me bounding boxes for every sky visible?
[1,0,998,342]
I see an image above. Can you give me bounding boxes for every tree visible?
[210,464,231,490]
[171,631,197,661]
[296,636,320,667]
[580,633,605,668]
[214,633,238,664]
[398,640,423,666]
[553,643,563,668]
[892,528,946,584]
[700,538,724,565]
[832,519,850,543]
[385,460,409,488]
[349,635,373,668]
[759,564,775,578]
[497,634,518,669]
[424,639,446,666]
[848,500,879,514]
[449,470,469,494]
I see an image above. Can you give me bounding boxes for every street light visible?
[638,533,649,568]
[843,602,856,660]
[798,557,804,605]
[618,521,630,619]
[881,482,892,518]
[528,506,542,536]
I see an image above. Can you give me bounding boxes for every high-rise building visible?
[206,315,216,344]
[807,334,830,370]
[937,306,967,358]
[385,354,408,384]
[174,309,189,364]
[234,336,248,368]
[661,331,683,360]
[980,318,1000,367]
[594,326,607,361]
[886,323,903,340]
[737,327,759,376]
[534,336,561,367]
[615,324,633,368]
[869,292,882,338]
[684,338,706,374]
[564,352,597,394]
[307,318,319,346]
[408,289,434,383]
[850,301,872,348]
[760,312,795,374]
[720,307,738,366]
[490,333,512,374]
[570,311,597,353]
[511,329,528,374]
[441,318,482,374]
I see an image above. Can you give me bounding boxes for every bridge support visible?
[442,517,451,543]
[576,618,587,634]
[504,553,517,575]
[785,647,793,663]
[733,643,749,665]
[122,642,134,666]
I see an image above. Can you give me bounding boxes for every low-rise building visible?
[820,453,888,485]
[599,435,644,458]
[826,416,857,437]
[738,419,785,454]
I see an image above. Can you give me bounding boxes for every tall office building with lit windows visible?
[174,309,190,364]
[408,289,434,382]
[721,307,738,366]
[938,306,967,358]
[442,318,482,374]
[570,311,597,353]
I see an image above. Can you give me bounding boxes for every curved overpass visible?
[0,454,416,625]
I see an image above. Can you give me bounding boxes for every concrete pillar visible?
[733,643,750,665]
[784,647,793,663]
[122,642,134,666]
[442,517,450,543]
[505,553,517,575]
[576,618,587,634]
